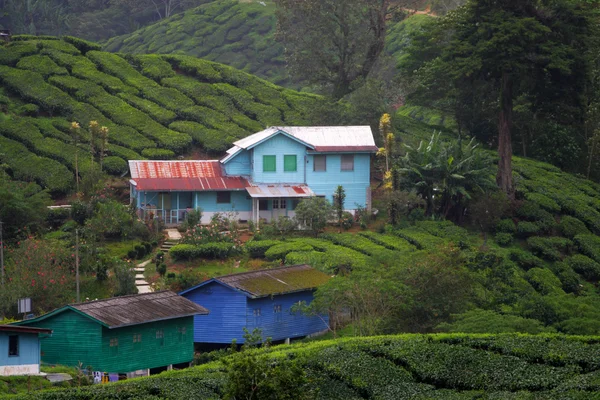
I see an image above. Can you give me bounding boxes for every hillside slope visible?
[0,36,336,194]
[102,1,434,89]
[6,334,600,399]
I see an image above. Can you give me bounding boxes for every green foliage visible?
[16,55,68,78]
[102,156,127,175]
[113,260,138,297]
[294,197,334,237]
[264,242,314,261]
[141,148,175,160]
[566,254,600,281]
[169,243,237,261]
[495,232,513,247]
[436,309,555,334]
[527,237,573,261]
[573,234,600,263]
[559,216,592,239]
[525,268,565,296]
[496,218,517,233]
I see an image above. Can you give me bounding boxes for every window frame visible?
[341,154,355,172]
[313,155,326,172]
[274,305,282,323]
[216,191,231,204]
[284,154,297,172]
[8,335,18,357]
[263,155,276,172]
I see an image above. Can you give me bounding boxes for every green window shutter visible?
[263,155,276,172]
[284,155,297,172]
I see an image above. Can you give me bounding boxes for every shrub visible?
[245,240,280,258]
[525,192,561,213]
[133,54,176,81]
[509,249,545,270]
[127,249,138,260]
[548,261,583,294]
[566,254,600,281]
[495,232,513,247]
[157,263,167,276]
[118,93,176,125]
[264,242,313,261]
[16,55,68,78]
[141,148,175,160]
[573,234,600,263]
[516,221,541,237]
[516,201,556,232]
[62,36,102,53]
[135,244,147,259]
[527,237,573,261]
[496,218,517,233]
[103,156,128,175]
[170,243,235,260]
[559,216,591,239]
[525,268,565,295]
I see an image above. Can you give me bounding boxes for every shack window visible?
[252,308,262,325]
[216,191,231,204]
[133,334,142,343]
[156,329,164,346]
[284,155,297,172]
[178,326,187,343]
[273,199,286,209]
[263,155,276,172]
[313,155,326,172]
[8,335,18,357]
[274,305,282,323]
[341,155,354,171]
[109,337,118,356]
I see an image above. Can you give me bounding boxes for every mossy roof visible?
[182,265,330,299]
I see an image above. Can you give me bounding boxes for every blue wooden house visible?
[129,126,377,224]
[180,265,331,344]
[0,325,52,376]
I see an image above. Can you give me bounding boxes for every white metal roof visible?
[231,126,377,152]
[246,184,315,198]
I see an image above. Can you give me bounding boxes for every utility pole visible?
[75,229,80,303]
[1,220,4,287]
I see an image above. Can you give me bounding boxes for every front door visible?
[272,198,287,220]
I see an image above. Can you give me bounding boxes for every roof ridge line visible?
[70,290,171,307]
[215,264,309,279]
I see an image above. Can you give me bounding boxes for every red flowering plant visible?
[2,238,75,316]
[180,212,243,248]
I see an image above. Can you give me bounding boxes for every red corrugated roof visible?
[130,161,249,191]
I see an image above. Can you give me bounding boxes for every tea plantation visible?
[6,334,600,399]
[102,0,434,89]
[0,35,335,194]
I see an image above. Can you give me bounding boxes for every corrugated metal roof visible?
[246,184,315,198]
[231,126,378,153]
[71,291,208,329]
[129,160,249,191]
[216,265,330,298]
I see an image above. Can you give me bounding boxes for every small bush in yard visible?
[245,240,280,258]
[495,232,513,247]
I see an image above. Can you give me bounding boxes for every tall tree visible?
[402,0,593,195]
[275,0,403,99]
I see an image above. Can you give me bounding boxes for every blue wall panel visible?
[182,282,247,344]
[195,191,252,212]
[247,291,328,342]
[252,134,307,184]
[0,332,40,367]
[224,150,251,176]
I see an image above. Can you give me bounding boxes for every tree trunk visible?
[496,71,514,199]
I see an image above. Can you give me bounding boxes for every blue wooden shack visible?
[129,126,377,225]
[0,325,52,376]
[180,265,331,344]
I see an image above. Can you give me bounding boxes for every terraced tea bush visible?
[495,232,513,246]
[245,240,280,258]
[62,36,102,53]
[566,254,600,281]
[573,234,600,263]
[509,248,545,270]
[118,93,177,125]
[321,233,397,260]
[392,227,447,250]
[525,192,561,213]
[516,221,541,237]
[358,231,416,252]
[264,242,313,261]
[527,237,573,261]
[170,243,236,260]
[103,156,128,175]
[496,218,517,233]
[16,55,68,78]
[141,148,175,160]
[132,54,176,81]
[525,267,565,295]
[559,216,592,238]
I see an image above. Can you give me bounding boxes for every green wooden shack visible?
[15,291,208,377]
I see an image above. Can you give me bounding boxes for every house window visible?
[313,155,326,172]
[8,335,18,357]
[252,308,262,325]
[274,305,282,323]
[216,191,231,204]
[178,327,187,343]
[156,329,164,346]
[133,334,142,343]
[273,199,286,209]
[259,200,269,210]
[341,155,354,171]
[109,338,119,347]
[263,155,276,172]
[109,337,118,356]
[284,155,297,172]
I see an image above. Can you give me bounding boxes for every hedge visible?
[168,121,231,153]
[16,55,68,78]
[245,240,280,258]
[573,234,600,263]
[103,156,128,175]
[496,218,517,233]
[141,148,175,160]
[162,76,236,115]
[527,237,573,261]
[321,233,397,260]
[87,51,160,90]
[163,54,223,83]
[264,242,314,261]
[358,231,417,252]
[0,135,73,194]
[141,86,195,112]
[559,216,592,239]
[71,57,138,95]
[0,42,38,66]
[525,267,565,296]
[118,93,177,125]
[566,254,600,281]
[133,54,176,81]
[525,192,561,213]
[169,243,236,260]
[62,36,102,53]
[495,232,513,247]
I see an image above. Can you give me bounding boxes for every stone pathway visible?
[135,259,153,294]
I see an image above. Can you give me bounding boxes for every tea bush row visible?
[169,243,238,260]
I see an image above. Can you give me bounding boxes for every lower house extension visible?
[14,291,208,378]
[129,126,377,225]
[180,265,331,345]
[0,325,52,376]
